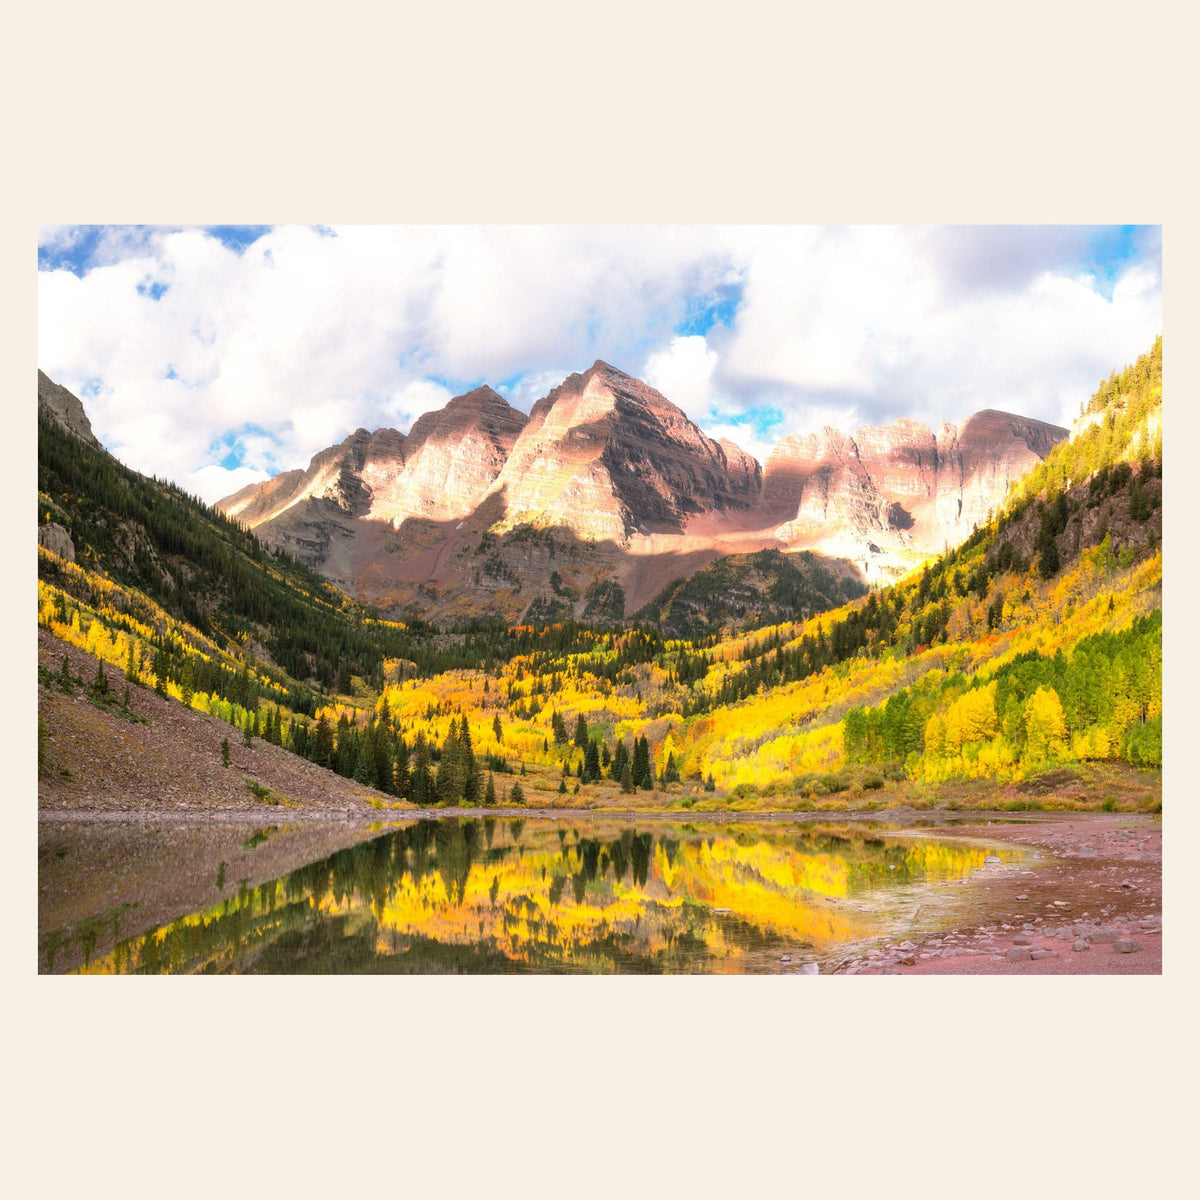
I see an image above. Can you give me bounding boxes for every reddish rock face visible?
[217,363,1066,619]
[492,361,761,542]
[763,409,1067,583]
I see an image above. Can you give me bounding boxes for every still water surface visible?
[57,817,1023,974]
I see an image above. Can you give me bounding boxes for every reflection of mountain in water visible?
[74,820,1013,975]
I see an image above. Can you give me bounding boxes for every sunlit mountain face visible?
[65,819,1022,975]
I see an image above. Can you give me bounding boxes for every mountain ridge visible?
[212,359,1065,619]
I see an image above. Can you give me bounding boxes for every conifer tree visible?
[460,715,481,804]
[393,736,411,800]
[485,770,496,806]
[438,719,461,802]
[509,780,525,805]
[662,752,680,786]
[493,714,504,744]
[620,764,635,794]
[632,737,651,789]
[153,649,169,697]
[243,713,254,748]
[180,659,194,708]
[313,713,333,767]
[91,659,109,700]
[125,641,138,683]
[59,653,74,695]
[573,713,588,749]
[584,739,600,783]
[611,739,628,782]
[551,711,568,744]
[335,713,352,774]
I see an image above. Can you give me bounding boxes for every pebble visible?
[1072,940,1090,952]
[800,962,819,975]
[1030,950,1058,960]
[1114,939,1142,954]
[1016,894,1029,901]
[1013,934,1033,945]
[1006,947,1032,961]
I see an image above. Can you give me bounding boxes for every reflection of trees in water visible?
[608,839,628,882]
[579,838,601,882]
[630,833,653,887]
[73,820,1006,974]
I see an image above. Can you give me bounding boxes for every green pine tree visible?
[91,658,109,699]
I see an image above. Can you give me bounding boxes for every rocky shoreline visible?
[830,815,1162,974]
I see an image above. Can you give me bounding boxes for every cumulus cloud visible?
[38,224,1161,502]
[643,335,719,414]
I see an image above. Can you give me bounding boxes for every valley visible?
[36,338,1163,974]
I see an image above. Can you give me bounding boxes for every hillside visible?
[38,340,1161,819]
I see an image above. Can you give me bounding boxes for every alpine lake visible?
[38,814,1028,975]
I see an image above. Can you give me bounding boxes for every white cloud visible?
[38,224,1161,503]
[698,421,777,469]
[643,335,718,414]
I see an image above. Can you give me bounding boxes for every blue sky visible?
[37,224,1162,503]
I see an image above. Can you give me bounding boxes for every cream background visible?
[7,2,1195,1195]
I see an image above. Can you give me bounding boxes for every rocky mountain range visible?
[38,361,1065,624]
[216,360,1066,621]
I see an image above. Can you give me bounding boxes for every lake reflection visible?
[67,818,1021,975]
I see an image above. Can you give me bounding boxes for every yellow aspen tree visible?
[1024,687,1067,761]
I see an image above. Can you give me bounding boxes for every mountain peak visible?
[447,383,510,408]
[38,371,102,449]
[409,384,527,448]
[587,358,625,377]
